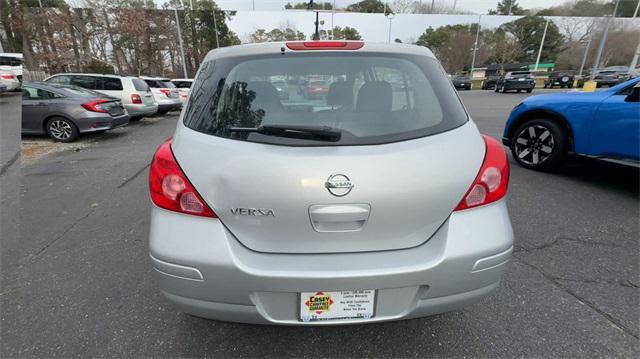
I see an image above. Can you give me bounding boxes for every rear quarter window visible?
[183,53,468,146]
[132,79,150,91]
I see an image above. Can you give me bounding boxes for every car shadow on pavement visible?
[513,155,639,196]
[172,311,455,357]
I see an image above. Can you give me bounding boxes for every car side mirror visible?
[625,87,640,103]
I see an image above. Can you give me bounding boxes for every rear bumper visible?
[149,199,513,325]
[78,113,129,133]
[125,103,158,117]
[503,81,535,90]
[157,103,182,112]
[0,78,20,91]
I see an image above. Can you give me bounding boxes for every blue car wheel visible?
[510,118,566,171]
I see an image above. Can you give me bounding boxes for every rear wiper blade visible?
[229,125,342,142]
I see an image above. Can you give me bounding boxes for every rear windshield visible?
[172,81,192,88]
[511,72,531,77]
[183,53,468,146]
[144,79,165,88]
[161,81,176,88]
[0,56,22,66]
[132,78,149,91]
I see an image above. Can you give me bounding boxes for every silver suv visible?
[44,73,158,120]
[148,41,513,325]
[140,76,182,114]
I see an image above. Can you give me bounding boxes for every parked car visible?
[544,71,574,88]
[141,76,182,114]
[495,71,536,93]
[302,79,329,98]
[272,79,290,99]
[0,53,22,90]
[481,75,500,90]
[502,77,639,171]
[452,76,471,90]
[148,41,513,325]
[44,73,158,121]
[170,78,193,103]
[21,81,129,142]
[0,68,21,91]
[593,68,628,87]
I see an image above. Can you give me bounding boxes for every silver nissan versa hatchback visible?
[149,41,513,325]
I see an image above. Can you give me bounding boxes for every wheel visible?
[526,89,533,93]
[46,117,79,143]
[510,118,566,171]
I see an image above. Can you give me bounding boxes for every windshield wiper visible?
[229,125,342,142]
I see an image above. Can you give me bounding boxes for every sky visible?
[211,0,566,14]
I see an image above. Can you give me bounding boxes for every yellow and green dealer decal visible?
[305,292,334,314]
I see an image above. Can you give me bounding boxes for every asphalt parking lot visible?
[1,89,638,357]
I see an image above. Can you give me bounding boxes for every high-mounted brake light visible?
[454,135,510,211]
[149,139,216,218]
[81,99,109,113]
[286,41,364,50]
[131,94,142,104]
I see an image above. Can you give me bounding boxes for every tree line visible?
[284,0,639,17]
[415,14,638,74]
[1,0,240,78]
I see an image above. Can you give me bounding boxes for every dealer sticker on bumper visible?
[299,290,376,322]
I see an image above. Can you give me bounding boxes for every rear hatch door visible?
[173,122,484,254]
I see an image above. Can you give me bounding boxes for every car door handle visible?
[309,204,371,232]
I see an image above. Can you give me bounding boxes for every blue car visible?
[502,77,640,171]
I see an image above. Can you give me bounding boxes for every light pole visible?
[213,9,220,48]
[578,29,594,78]
[470,14,482,74]
[331,0,336,39]
[634,0,640,18]
[590,0,620,80]
[533,18,550,72]
[387,13,395,43]
[174,7,188,78]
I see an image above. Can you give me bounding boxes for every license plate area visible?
[299,290,376,322]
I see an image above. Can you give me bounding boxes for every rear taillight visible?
[286,41,364,50]
[159,89,170,97]
[131,94,142,104]
[149,139,216,218]
[1,74,15,79]
[81,99,109,113]
[454,135,510,211]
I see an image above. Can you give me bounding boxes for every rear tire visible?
[510,118,566,171]
[46,117,79,143]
